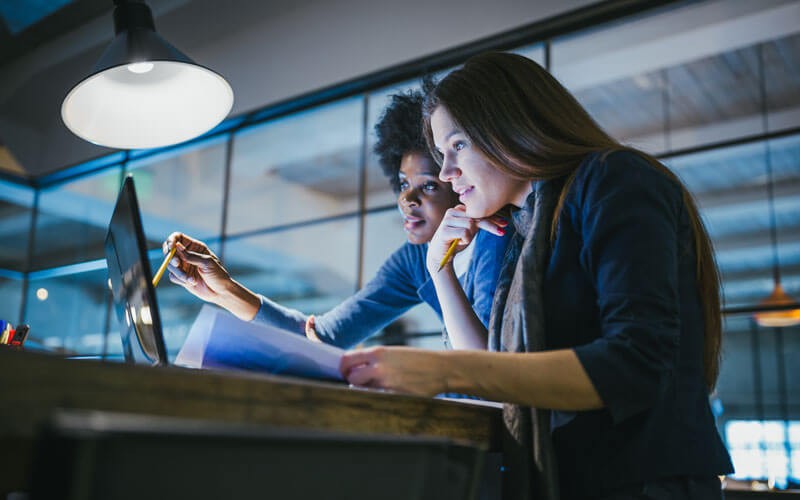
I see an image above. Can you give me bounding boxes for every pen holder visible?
[0,319,29,349]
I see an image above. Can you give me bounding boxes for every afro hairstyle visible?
[373,89,433,193]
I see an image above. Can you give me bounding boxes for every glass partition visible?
[0,275,23,325]
[126,136,228,244]
[23,267,110,355]
[551,1,799,155]
[227,97,364,234]
[360,208,443,348]
[223,217,359,328]
[0,179,35,324]
[31,168,123,270]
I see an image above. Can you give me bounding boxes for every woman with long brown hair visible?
[339,52,733,499]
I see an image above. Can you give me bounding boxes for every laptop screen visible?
[105,175,168,366]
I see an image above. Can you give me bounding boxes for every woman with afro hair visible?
[164,89,512,350]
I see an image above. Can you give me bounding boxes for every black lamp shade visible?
[61,1,233,150]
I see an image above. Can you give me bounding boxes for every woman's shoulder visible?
[570,149,682,204]
[575,149,666,179]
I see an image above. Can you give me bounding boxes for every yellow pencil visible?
[152,246,177,287]
[437,238,460,272]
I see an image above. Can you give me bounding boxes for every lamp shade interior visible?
[62,60,233,150]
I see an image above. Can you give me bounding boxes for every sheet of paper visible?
[175,304,344,381]
[174,305,216,368]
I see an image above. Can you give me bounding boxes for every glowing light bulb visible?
[36,288,48,301]
[127,62,154,74]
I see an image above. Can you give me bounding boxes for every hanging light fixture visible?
[61,0,233,150]
[753,156,800,327]
[753,44,800,328]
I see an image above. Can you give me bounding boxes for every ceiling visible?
[0,0,107,67]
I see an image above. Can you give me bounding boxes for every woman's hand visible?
[165,232,261,321]
[426,205,507,275]
[339,346,450,397]
[164,232,234,304]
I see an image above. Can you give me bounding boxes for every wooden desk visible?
[0,347,502,494]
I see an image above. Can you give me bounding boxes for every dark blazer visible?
[545,151,733,498]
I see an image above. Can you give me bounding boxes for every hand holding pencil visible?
[437,238,461,272]
[159,232,234,304]
[427,205,507,275]
[161,232,262,321]
[152,246,176,287]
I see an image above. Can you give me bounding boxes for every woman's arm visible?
[426,206,507,350]
[166,232,261,321]
[288,243,426,348]
[431,266,488,350]
[340,346,604,410]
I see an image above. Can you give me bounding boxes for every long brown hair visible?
[422,52,722,390]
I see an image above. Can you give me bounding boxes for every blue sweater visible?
[544,151,733,497]
[251,229,511,349]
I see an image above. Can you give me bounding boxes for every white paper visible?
[175,304,344,381]
[174,305,216,368]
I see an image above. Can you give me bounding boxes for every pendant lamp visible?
[61,0,233,150]
[753,45,800,328]
[753,158,800,327]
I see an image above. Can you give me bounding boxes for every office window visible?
[361,209,444,349]
[222,217,359,334]
[551,8,670,154]
[714,319,800,490]
[0,179,34,324]
[726,420,799,488]
[665,134,800,308]
[23,267,110,355]
[31,168,123,270]
[227,97,364,235]
[551,1,799,155]
[714,315,755,418]
[0,179,35,271]
[126,136,228,244]
[0,275,23,325]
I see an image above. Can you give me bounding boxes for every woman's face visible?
[430,106,531,218]
[397,151,459,245]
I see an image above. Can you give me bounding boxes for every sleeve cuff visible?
[573,343,668,424]
[250,294,307,336]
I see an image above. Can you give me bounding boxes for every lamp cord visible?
[758,44,781,286]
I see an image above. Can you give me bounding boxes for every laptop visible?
[105,175,168,366]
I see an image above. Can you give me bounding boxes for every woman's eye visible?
[422,182,439,193]
[398,180,410,191]
[454,141,466,151]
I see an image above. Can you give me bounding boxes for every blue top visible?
[543,151,733,497]
[251,229,511,349]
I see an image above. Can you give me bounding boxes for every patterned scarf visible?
[488,179,560,500]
